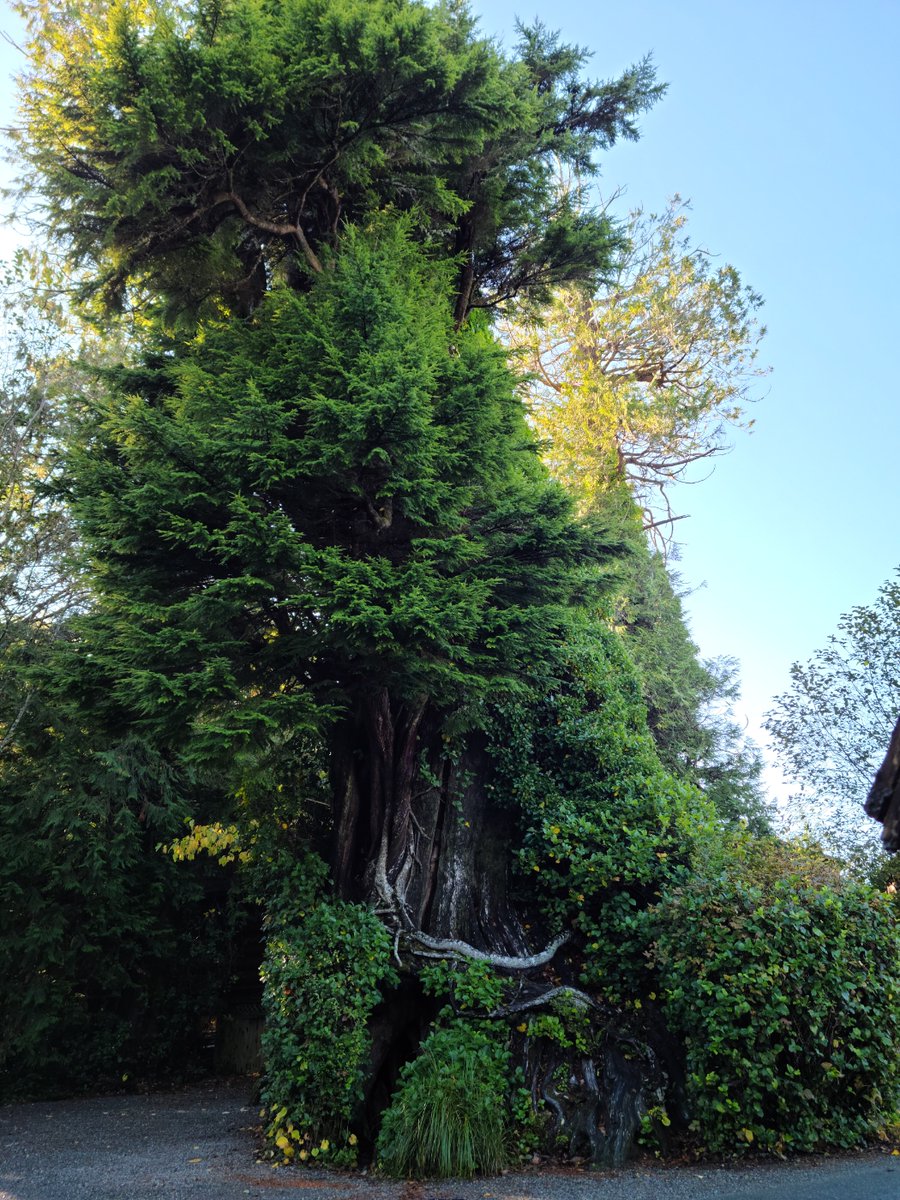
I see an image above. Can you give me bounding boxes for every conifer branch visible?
[213,191,324,275]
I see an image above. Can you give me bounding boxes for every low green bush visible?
[0,720,229,1100]
[377,1020,511,1178]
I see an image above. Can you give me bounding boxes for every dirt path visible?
[1,1081,897,1200]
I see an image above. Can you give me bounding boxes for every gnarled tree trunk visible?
[329,690,526,953]
[325,690,677,1167]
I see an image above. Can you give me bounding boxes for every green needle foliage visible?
[15,0,662,322]
[57,216,620,780]
[617,547,770,833]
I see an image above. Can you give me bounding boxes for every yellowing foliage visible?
[504,198,767,541]
[163,819,255,866]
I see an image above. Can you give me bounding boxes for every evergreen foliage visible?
[487,617,711,1000]
[6,0,899,1174]
[57,216,619,781]
[260,881,398,1161]
[618,547,770,833]
[0,652,228,1098]
[15,0,661,321]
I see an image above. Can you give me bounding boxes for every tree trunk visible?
[326,690,677,1168]
[329,690,525,952]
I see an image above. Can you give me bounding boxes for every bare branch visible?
[0,692,32,756]
[213,190,323,275]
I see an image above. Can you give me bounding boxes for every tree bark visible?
[329,696,526,953]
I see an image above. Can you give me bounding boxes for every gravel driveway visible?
[1,1080,897,1200]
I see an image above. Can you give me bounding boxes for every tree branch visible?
[491,984,598,1017]
[0,691,32,756]
[213,191,323,275]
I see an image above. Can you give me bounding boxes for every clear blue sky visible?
[2,1,899,823]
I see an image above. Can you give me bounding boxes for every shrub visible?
[0,722,229,1100]
[654,836,900,1153]
[260,894,397,1163]
[377,1021,511,1178]
[487,620,713,1002]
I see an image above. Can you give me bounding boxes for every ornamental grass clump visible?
[377,1022,511,1178]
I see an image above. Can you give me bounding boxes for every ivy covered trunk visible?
[272,621,700,1169]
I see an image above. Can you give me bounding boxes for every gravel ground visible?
[1,1080,898,1200]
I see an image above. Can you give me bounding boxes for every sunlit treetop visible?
[11,0,663,323]
[504,199,767,542]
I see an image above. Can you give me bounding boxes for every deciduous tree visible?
[765,571,900,860]
[505,199,767,539]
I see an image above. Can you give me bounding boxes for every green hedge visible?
[655,840,900,1153]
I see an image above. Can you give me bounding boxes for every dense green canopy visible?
[61,217,622,776]
[4,0,897,1168]
[15,0,661,320]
